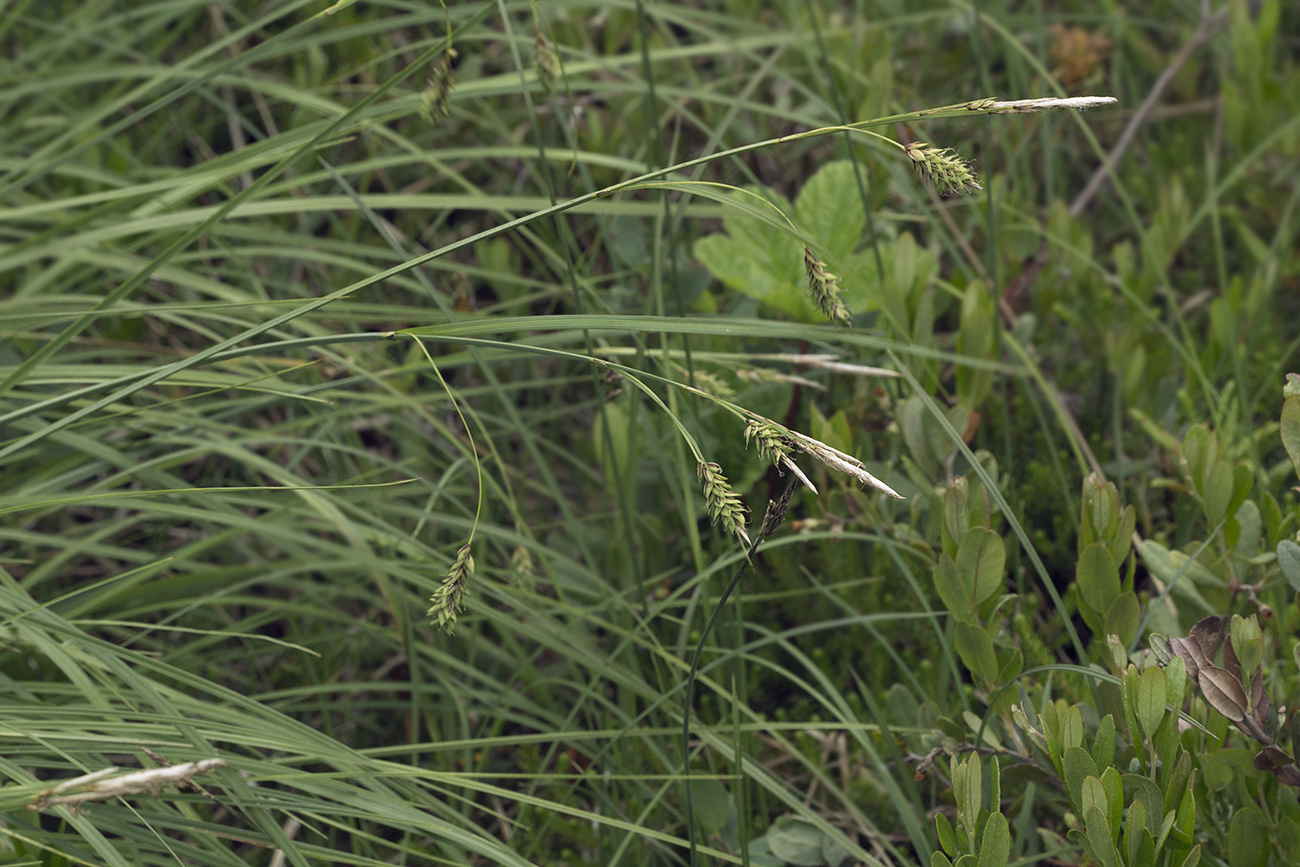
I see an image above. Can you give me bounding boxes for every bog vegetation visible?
[2,2,1299,866]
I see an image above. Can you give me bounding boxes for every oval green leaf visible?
[956,527,1006,608]
[1077,543,1121,616]
[975,811,1009,867]
[1137,665,1167,740]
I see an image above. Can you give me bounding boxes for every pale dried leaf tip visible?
[31,759,226,811]
[697,461,750,546]
[787,430,904,499]
[905,142,982,197]
[744,418,815,495]
[736,368,824,389]
[803,247,852,327]
[429,544,473,633]
[800,359,899,378]
[984,96,1117,113]
[779,455,817,495]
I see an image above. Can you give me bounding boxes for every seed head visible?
[803,247,852,326]
[534,29,559,95]
[428,543,473,633]
[686,370,734,401]
[745,419,793,467]
[697,461,750,546]
[905,142,982,197]
[420,49,459,122]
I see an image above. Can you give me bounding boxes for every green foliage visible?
[1077,474,1140,646]
[693,160,881,322]
[4,0,1300,865]
[931,753,1010,867]
[950,382,1300,866]
[755,815,852,867]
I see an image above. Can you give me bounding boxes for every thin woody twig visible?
[1070,9,1229,216]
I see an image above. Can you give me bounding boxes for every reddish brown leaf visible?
[1189,615,1224,659]
[1253,746,1294,772]
[1198,664,1247,723]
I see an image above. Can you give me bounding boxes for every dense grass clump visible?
[2,2,1299,866]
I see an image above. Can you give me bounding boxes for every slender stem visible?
[681,553,754,863]
[682,478,797,866]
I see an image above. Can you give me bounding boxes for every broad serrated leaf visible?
[693,191,803,312]
[693,163,886,321]
[794,161,866,263]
